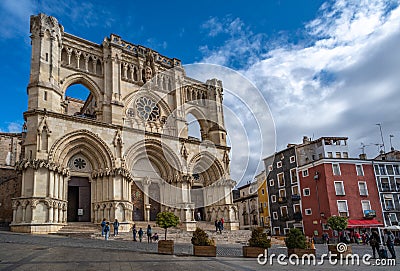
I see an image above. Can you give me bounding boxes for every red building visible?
[298,159,383,240]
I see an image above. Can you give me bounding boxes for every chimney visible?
[303,136,310,144]
[359,153,367,160]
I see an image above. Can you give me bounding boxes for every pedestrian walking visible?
[113,219,120,236]
[132,224,137,241]
[369,230,380,258]
[214,220,218,232]
[104,222,110,240]
[217,220,222,234]
[146,225,152,243]
[384,229,396,259]
[220,217,224,230]
[101,218,106,236]
[138,228,144,242]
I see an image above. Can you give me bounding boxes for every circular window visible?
[74,158,86,169]
[135,97,160,121]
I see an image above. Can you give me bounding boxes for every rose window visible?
[74,158,86,169]
[135,97,160,121]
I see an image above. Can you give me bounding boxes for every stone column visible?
[145,204,151,222]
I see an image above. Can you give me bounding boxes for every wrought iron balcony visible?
[293,212,303,222]
[291,194,301,201]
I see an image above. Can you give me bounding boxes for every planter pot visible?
[328,244,352,259]
[158,240,174,255]
[193,245,217,257]
[243,246,268,258]
[287,248,316,257]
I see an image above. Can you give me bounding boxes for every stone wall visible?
[0,169,22,224]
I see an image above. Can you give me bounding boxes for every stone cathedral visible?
[10,14,239,233]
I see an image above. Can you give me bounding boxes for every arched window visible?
[187,113,201,140]
[65,84,96,119]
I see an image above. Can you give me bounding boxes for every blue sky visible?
[1,0,400,184]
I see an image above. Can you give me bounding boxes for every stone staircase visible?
[52,222,100,238]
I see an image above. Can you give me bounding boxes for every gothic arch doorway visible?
[67,176,91,222]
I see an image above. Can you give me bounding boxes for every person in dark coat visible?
[217,220,222,234]
[138,228,144,242]
[146,225,152,243]
[132,224,137,241]
[369,230,380,259]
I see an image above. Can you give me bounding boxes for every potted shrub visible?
[243,227,271,257]
[285,228,316,257]
[156,212,180,255]
[326,216,352,257]
[191,227,216,257]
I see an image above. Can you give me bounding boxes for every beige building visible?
[10,14,238,233]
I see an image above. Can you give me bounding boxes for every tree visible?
[285,228,306,249]
[248,227,271,248]
[156,212,180,240]
[327,216,348,243]
[327,216,348,232]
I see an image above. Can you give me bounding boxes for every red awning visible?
[347,219,384,228]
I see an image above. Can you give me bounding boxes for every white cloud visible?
[200,0,400,183]
[7,122,22,133]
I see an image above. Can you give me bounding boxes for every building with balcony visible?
[264,145,302,235]
[373,151,400,227]
[298,157,384,239]
[256,171,270,228]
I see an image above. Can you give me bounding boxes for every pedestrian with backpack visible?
[384,229,396,259]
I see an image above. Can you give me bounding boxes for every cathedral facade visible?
[10,14,239,233]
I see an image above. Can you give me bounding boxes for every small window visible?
[292,185,299,195]
[277,161,282,168]
[271,195,277,203]
[374,165,380,175]
[386,165,394,175]
[264,202,267,207]
[356,165,364,176]
[388,213,398,225]
[290,156,295,163]
[335,152,341,158]
[273,212,278,220]
[332,164,341,175]
[261,188,265,195]
[393,165,400,175]
[381,178,390,191]
[343,152,348,158]
[327,152,333,158]
[334,181,345,195]
[305,208,312,215]
[278,173,285,187]
[379,164,387,175]
[361,200,371,212]
[303,188,310,196]
[284,228,290,235]
[358,182,368,196]
[268,165,273,171]
[269,179,274,186]
[302,169,309,177]
[44,91,47,101]
[45,53,48,61]
[290,168,297,184]
[280,206,288,217]
[337,200,349,217]
[279,189,286,198]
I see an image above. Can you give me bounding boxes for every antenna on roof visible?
[389,135,395,151]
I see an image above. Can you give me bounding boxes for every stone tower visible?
[11,14,239,233]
